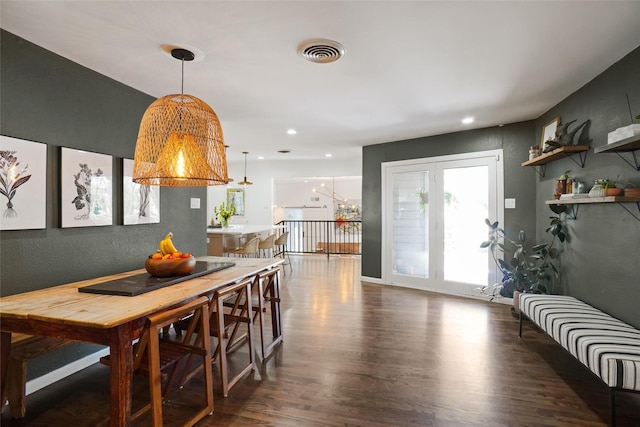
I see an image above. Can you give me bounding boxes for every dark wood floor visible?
[3,255,639,426]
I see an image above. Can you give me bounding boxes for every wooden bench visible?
[2,333,71,418]
[518,294,640,427]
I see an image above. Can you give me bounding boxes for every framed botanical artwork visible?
[60,147,113,228]
[541,117,560,152]
[122,158,160,225]
[227,188,245,216]
[0,135,47,230]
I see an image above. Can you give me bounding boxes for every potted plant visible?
[554,170,571,199]
[596,179,623,196]
[479,215,567,308]
[213,201,236,227]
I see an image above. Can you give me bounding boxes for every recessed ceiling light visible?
[325,153,332,158]
[462,117,475,124]
[287,129,297,135]
[258,156,264,160]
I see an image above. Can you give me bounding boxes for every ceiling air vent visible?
[297,39,345,64]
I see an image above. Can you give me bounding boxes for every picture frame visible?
[122,158,160,225]
[541,117,560,152]
[60,147,113,228]
[227,188,245,216]
[0,135,47,230]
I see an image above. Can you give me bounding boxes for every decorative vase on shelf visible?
[554,179,567,200]
[220,217,229,228]
[589,184,604,197]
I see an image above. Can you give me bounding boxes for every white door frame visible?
[381,149,504,298]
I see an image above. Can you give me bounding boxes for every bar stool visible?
[230,236,260,258]
[101,296,214,426]
[258,233,276,258]
[273,231,292,272]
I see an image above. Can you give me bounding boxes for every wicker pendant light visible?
[133,48,228,186]
[238,151,253,186]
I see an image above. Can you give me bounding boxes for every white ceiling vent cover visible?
[297,39,345,64]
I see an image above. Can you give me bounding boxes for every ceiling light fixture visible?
[238,151,253,186]
[132,48,227,186]
[286,129,297,135]
[462,116,475,124]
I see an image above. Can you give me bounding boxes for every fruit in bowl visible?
[144,232,196,277]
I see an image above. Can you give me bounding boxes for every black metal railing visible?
[276,220,362,257]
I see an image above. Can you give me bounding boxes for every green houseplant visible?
[480,216,566,300]
[213,202,235,227]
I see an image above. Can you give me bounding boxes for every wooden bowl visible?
[145,255,196,277]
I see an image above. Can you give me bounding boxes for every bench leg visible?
[6,358,27,418]
[609,388,616,427]
[519,310,523,338]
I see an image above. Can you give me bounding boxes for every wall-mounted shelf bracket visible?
[567,149,588,169]
[532,164,546,178]
[617,202,640,222]
[613,151,640,171]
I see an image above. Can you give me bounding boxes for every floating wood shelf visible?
[545,196,640,205]
[593,136,640,170]
[593,136,640,153]
[546,196,640,222]
[521,145,590,167]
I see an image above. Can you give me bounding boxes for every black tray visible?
[78,261,235,296]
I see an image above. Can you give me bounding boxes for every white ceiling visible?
[2,1,639,163]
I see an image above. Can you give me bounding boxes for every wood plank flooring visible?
[2,255,639,426]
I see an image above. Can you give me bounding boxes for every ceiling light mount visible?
[170,48,195,62]
[297,39,345,64]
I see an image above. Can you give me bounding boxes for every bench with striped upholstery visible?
[518,294,640,427]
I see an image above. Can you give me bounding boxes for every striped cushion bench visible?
[518,294,640,427]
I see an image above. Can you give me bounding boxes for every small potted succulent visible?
[597,179,623,196]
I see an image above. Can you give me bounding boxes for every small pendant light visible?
[132,48,228,186]
[238,151,253,186]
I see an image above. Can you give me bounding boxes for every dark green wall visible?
[0,30,208,377]
[362,121,537,279]
[534,46,640,328]
[363,45,640,329]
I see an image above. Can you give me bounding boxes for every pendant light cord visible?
[181,56,185,95]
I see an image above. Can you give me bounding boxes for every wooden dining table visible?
[0,256,282,426]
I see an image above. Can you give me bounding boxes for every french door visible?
[381,150,503,297]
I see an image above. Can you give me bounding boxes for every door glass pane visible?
[443,166,488,284]
[392,171,428,277]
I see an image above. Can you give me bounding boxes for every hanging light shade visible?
[238,151,253,186]
[133,48,228,186]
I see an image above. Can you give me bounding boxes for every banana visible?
[159,232,179,255]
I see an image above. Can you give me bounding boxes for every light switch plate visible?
[505,198,516,209]
[190,198,200,209]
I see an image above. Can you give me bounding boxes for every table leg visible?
[109,324,133,427]
[1,332,11,403]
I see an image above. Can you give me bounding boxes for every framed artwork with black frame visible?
[0,135,47,230]
[60,147,113,228]
[122,158,160,225]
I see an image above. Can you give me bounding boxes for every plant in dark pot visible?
[479,215,567,307]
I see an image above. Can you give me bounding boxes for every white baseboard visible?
[25,348,110,396]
